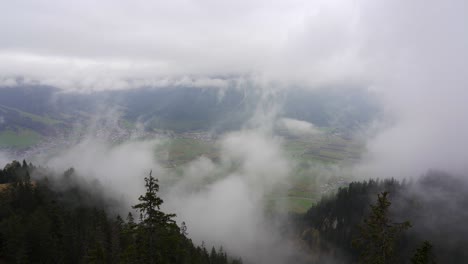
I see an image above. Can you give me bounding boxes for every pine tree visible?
[353,192,411,264]
[181,221,188,236]
[411,241,436,264]
[132,171,177,229]
[132,171,179,263]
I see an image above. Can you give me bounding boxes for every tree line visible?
[0,160,242,264]
[299,171,468,263]
[2,159,465,263]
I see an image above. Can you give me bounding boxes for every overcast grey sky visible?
[2,2,467,259]
[1,0,468,178]
[0,1,466,90]
[0,0,363,90]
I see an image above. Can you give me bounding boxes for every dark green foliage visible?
[303,178,404,261]
[411,241,436,264]
[0,160,33,184]
[302,173,468,263]
[0,161,241,264]
[128,171,187,263]
[352,192,411,264]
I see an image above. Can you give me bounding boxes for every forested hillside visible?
[2,160,468,263]
[0,161,241,264]
[298,172,468,263]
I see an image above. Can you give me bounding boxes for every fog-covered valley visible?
[1,0,468,263]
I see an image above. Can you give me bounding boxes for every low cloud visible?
[26,109,310,263]
[355,0,468,179]
[0,151,11,168]
[277,118,320,137]
[163,129,305,263]
[36,137,163,211]
[2,0,468,262]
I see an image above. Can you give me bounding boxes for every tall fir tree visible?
[353,192,411,264]
[132,171,179,263]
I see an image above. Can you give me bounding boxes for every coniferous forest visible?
[0,161,242,264]
[299,171,468,263]
[1,160,468,263]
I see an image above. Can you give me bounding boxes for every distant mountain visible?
[0,84,380,148]
[107,86,256,132]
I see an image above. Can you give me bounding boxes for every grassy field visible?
[283,133,363,163]
[0,104,61,125]
[157,132,360,213]
[156,137,219,167]
[0,129,42,148]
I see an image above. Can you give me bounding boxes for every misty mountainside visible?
[0,160,466,263]
[1,1,467,263]
[109,85,379,134]
[0,160,242,264]
[298,171,468,263]
[0,84,379,148]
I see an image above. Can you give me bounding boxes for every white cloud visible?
[354,0,468,179]
[0,0,362,91]
[163,129,298,263]
[31,116,304,263]
[277,118,320,136]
